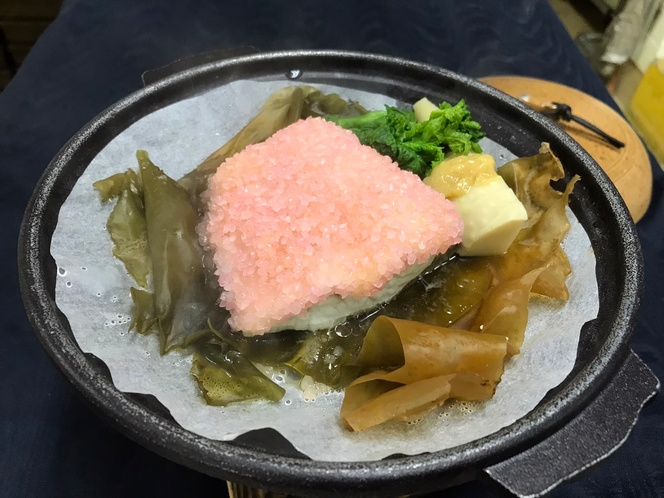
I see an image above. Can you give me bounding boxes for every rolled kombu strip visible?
[470,268,543,356]
[340,316,507,431]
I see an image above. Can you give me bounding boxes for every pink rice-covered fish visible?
[202,117,463,335]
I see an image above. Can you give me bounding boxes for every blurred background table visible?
[1,1,663,497]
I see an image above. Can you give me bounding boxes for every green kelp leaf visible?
[138,150,216,353]
[207,309,307,365]
[94,169,141,203]
[102,170,150,288]
[301,90,367,118]
[191,340,285,405]
[129,287,157,334]
[107,190,150,288]
[287,324,368,389]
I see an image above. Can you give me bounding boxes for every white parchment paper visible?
[51,80,599,462]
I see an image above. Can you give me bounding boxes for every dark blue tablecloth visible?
[2,1,662,496]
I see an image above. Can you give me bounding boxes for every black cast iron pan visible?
[18,49,659,497]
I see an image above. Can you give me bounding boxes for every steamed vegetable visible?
[330,99,484,178]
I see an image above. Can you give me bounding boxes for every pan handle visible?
[141,46,260,86]
[484,349,659,497]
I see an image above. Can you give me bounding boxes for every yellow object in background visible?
[630,60,664,166]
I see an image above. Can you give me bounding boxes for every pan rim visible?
[18,49,643,495]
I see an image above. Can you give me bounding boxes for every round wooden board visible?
[481,76,652,222]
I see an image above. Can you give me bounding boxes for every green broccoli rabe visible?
[329,100,484,178]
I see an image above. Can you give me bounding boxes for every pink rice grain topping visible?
[203,117,463,334]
